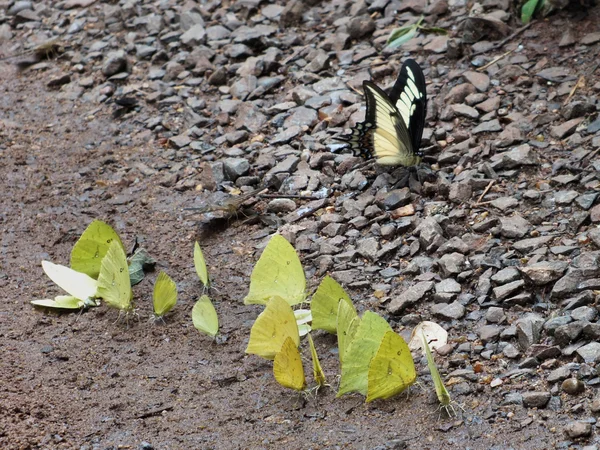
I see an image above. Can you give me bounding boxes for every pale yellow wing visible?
[245,296,300,360]
[367,330,416,402]
[273,336,306,391]
[96,240,133,312]
[311,275,353,334]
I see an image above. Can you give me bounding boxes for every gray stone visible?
[463,71,490,92]
[547,366,571,383]
[491,267,520,284]
[577,342,600,364]
[223,158,250,181]
[513,235,555,253]
[554,190,579,205]
[437,237,469,254]
[572,306,597,322]
[434,301,466,320]
[388,281,435,314]
[499,215,531,239]
[490,197,519,211]
[564,421,592,439]
[383,188,411,209]
[516,314,545,350]
[267,199,297,213]
[181,24,207,46]
[416,217,446,252]
[472,119,502,134]
[357,237,380,260]
[554,322,584,346]
[544,316,572,333]
[493,280,525,300]
[486,306,506,324]
[347,15,376,39]
[435,278,462,294]
[478,324,501,343]
[519,261,568,285]
[522,391,551,408]
[448,181,472,203]
[102,50,127,77]
[438,253,467,277]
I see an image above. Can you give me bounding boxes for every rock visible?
[472,119,502,134]
[547,366,571,383]
[478,324,501,343]
[491,267,520,284]
[499,215,531,239]
[434,301,466,320]
[181,24,206,46]
[462,71,490,92]
[388,281,434,314]
[564,421,592,439]
[444,83,476,104]
[522,391,551,408]
[416,217,445,252]
[519,261,568,285]
[561,378,585,395]
[486,306,506,324]
[550,118,585,139]
[102,50,127,77]
[267,199,297,213]
[493,280,525,300]
[448,181,473,203]
[223,158,250,181]
[438,253,467,277]
[516,314,544,350]
[577,342,600,364]
[347,15,376,39]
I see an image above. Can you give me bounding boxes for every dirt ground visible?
[1,5,600,450]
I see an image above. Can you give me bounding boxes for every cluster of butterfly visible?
[31,220,219,337]
[242,234,455,412]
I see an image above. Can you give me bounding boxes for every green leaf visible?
[386,25,418,48]
[128,248,155,286]
[521,0,540,24]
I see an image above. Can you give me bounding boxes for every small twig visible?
[471,21,533,56]
[258,194,322,200]
[474,180,495,205]
[477,48,515,72]
[135,405,174,419]
[563,75,585,106]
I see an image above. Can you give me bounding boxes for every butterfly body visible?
[338,59,427,167]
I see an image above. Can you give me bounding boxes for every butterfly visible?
[152,272,177,319]
[192,295,219,337]
[366,330,416,402]
[310,275,354,334]
[337,59,427,167]
[244,234,306,307]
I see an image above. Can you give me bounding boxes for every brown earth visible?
[1,7,600,450]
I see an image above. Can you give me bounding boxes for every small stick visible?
[477,48,515,72]
[474,180,495,205]
[563,75,585,106]
[471,21,533,56]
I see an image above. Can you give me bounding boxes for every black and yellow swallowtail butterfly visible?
[337,59,427,167]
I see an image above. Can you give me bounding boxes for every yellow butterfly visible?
[336,298,359,364]
[152,272,177,318]
[311,275,353,334]
[422,331,456,416]
[244,235,305,306]
[193,241,210,289]
[70,219,125,279]
[307,333,326,388]
[246,296,299,360]
[366,330,416,402]
[273,336,306,391]
[192,295,219,337]
[337,311,391,397]
[97,240,133,313]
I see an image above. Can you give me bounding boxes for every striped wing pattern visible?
[337,59,427,167]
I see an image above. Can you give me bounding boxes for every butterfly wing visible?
[337,59,427,167]
[194,241,210,288]
[192,295,219,337]
[273,336,306,391]
[422,331,452,408]
[153,272,177,317]
[70,220,125,279]
[308,333,326,387]
[31,295,85,310]
[366,330,416,402]
[41,261,98,301]
[243,234,306,306]
[337,311,392,397]
[245,296,300,360]
[311,275,352,334]
[389,59,427,155]
[97,240,133,312]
